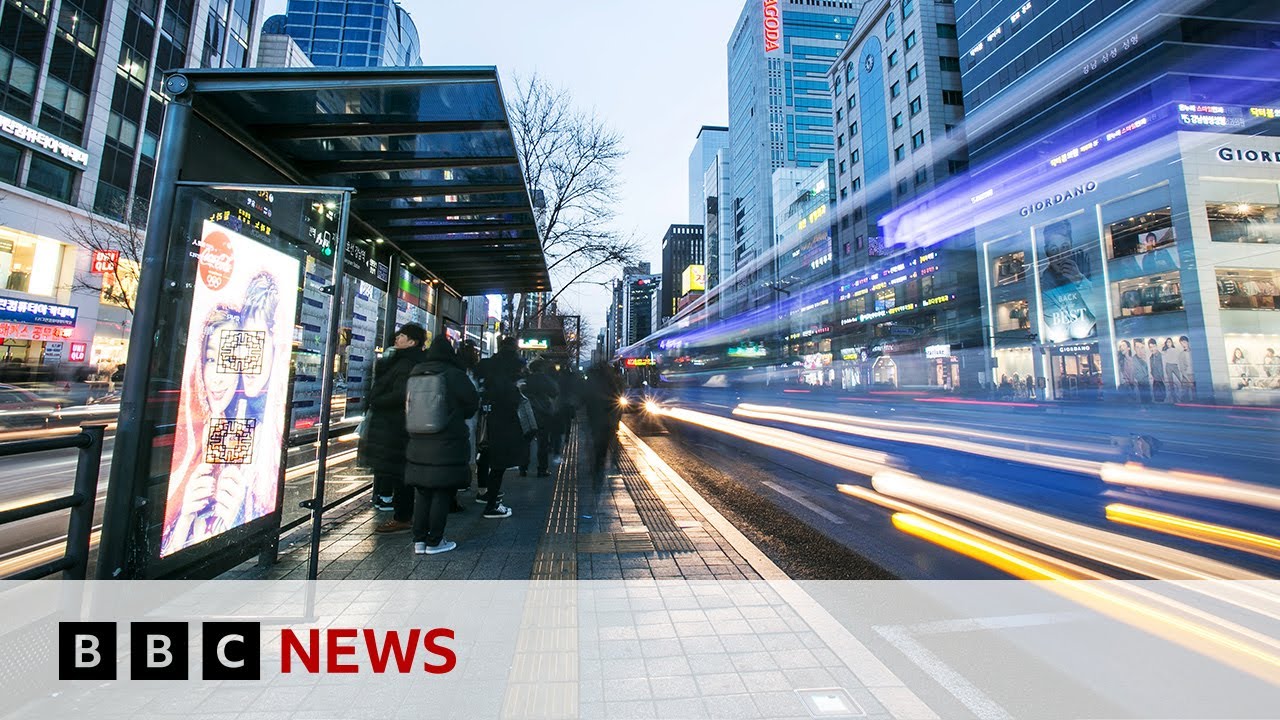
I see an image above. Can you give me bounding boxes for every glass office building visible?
[727,0,858,312]
[283,0,421,67]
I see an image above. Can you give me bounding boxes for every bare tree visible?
[508,73,641,331]
[62,198,147,315]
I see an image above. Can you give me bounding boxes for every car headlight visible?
[643,400,660,414]
[617,396,630,408]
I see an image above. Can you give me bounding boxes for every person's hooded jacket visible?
[405,337,480,489]
[358,342,429,477]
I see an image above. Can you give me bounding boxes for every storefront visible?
[974,121,1280,404]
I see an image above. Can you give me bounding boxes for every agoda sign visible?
[764,0,781,52]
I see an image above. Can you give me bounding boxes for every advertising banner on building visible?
[1036,215,1103,344]
[160,221,301,557]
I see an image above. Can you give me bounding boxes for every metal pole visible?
[306,191,352,581]
[97,97,192,579]
[65,424,106,580]
[381,254,401,348]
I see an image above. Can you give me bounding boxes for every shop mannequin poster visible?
[161,221,301,556]
[1038,216,1102,344]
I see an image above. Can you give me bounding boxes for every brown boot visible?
[375,519,411,534]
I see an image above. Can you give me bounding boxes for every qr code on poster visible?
[205,418,256,464]
[218,330,266,374]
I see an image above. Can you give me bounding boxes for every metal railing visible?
[0,425,107,580]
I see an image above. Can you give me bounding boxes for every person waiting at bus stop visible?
[360,323,428,534]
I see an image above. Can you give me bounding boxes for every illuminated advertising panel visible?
[763,0,781,52]
[161,220,301,557]
[518,337,549,350]
[681,264,706,295]
[1037,215,1102,344]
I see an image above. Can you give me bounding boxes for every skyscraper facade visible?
[953,0,1280,402]
[688,125,728,226]
[702,147,734,292]
[659,224,705,324]
[0,0,264,375]
[283,0,420,67]
[727,0,857,309]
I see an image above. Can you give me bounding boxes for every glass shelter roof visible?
[169,66,549,296]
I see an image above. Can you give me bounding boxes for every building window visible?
[894,145,905,162]
[903,0,915,18]
[909,96,922,115]
[838,134,844,148]
[25,156,74,203]
[851,149,860,164]
[852,177,862,191]
[905,31,917,51]
[836,107,843,122]
[839,160,846,175]
[886,13,896,38]
[848,94,856,110]
[944,123,956,135]
[892,113,903,129]
[890,81,901,98]
[942,89,964,105]
[915,167,928,185]
[940,56,961,72]
[0,140,20,183]
[936,23,958,39]
[840,186,848,200]
[912,130,925,149]
[0,228,67,295]
[888,50,898,68]
[948,158,969,174]
[849,121,858,137]
[907,64,920,83]
[897,179,909,195]
[853,207,864,222]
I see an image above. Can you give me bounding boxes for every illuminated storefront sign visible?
[517,337,549,350]
[0,111,90,168]
[681,264,706,295]
[925,344,952,359]
[1216,147,1280,164]
[763,0,781,52]
[728,345,768,358]
[69,341,87,362]
[1018,181,1098,217]
[623,357,655,367]
[161,221,302,557]
[0,297,78,327]
[0,322,72,340]
[91,250,120,274]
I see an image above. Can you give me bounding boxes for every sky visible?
[264,0,745,330]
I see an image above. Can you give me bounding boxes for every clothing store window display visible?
[358,323,429,534]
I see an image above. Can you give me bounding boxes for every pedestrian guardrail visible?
[0,425,107,580]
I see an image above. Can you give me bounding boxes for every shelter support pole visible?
[96,98,192,579]
[381,255,401,348]
[306,191,353,581]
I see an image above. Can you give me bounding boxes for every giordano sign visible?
[1216,147,1280,164]
[1018,181,1098,217]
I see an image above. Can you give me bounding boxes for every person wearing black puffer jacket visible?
[404,336,479,555]
[359,323,428,534]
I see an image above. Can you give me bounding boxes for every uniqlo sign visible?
[69,341,87,362]
[91,250,120,274]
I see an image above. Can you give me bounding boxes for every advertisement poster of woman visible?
[1039,218,1101,344]
[161,221,301,556]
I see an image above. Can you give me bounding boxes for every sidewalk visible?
[222,420,768,582]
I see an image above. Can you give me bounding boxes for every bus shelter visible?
[96,67,548,579]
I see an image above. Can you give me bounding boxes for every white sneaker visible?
[415,540,456,555]
[483,503,512,519]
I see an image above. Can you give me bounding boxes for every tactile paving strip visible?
[530,425,579,581]
[613,450,695,553]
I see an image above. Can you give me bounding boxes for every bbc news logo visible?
[58,623,456,680]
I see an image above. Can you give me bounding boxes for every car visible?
[0,383,56,430]
[617,386,663,414]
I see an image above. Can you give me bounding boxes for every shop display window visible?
[993,250,1026,285]
[1216,268,1280,310]
[1224,334,1280,391]
[1207,202,1280,244]
[0,229,66,296]
[995,299,1030,332]
[1105,207,1175,259]
[1112,273,1183,317]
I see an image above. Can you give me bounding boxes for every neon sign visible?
[0,111,90,167]
[763,0,781,52]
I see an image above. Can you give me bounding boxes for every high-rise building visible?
[952,0,1280,402]
[727,0,858,309]
[259,15,314,67]
[282,0,421,67]
[622,272,659,347]
[821,0,982,392]
[771,160,837,383]
[688,125,728,226]
[0,0,265,374]
[659,224,704,324]
[702,147,733,290]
